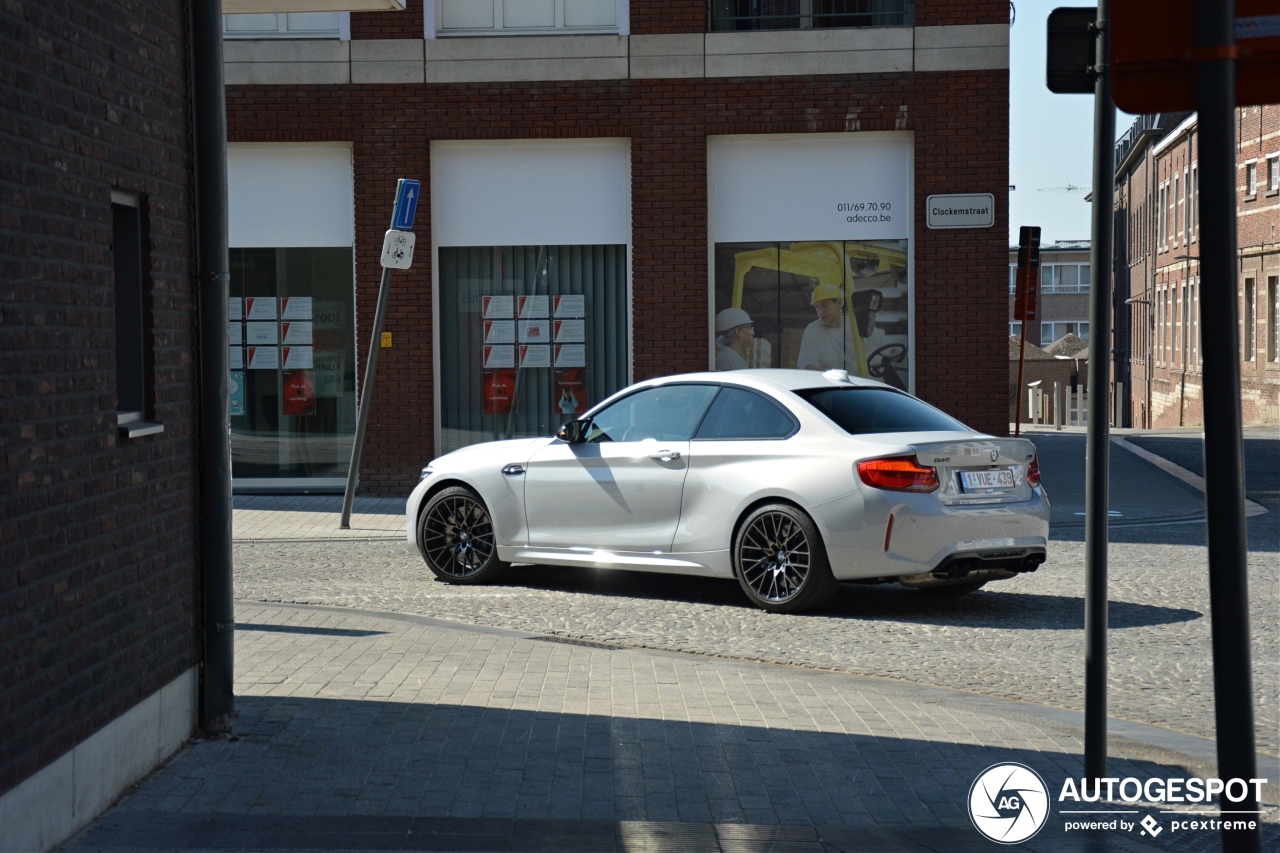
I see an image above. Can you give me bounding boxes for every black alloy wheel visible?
[733,503,839,613]
[417,486,509,584]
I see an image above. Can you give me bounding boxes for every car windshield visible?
[794,387,968,436]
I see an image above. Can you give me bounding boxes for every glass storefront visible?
[229,247,357,482]
[712,239,910,390]
[438,244,628,454]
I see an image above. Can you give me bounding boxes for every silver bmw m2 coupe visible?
[407,369,1050,613]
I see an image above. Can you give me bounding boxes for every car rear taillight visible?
[1027,455,1041,488]
[857,456,939,493]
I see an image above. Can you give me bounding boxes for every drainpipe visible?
[191,0,235,736]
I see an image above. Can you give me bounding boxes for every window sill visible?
[436,29,620,38]
[117,411,165,439]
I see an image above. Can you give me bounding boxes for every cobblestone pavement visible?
[231,431,1280,761]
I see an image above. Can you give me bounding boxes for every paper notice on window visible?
[282,346,314,369]
[517,295,550,319]
[229,297,243,321]
[229,346,244,370]
[246,321,278,345]
[554,344,586,368]
[482,295,514,319]
[229,370,245,417]
[245,297,278,320]
[247,346,279,370]
[281,321,313,345]
[483,320,515,344]
[483,345,515,369]
[280,297,313,320]
[553,319,584,343]
[553,295,585,318]
[518,320,551,343]
[519,344,552,368]
[229,322,243,345]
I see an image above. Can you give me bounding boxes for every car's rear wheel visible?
[916,576,987,596]
[417,486,509,584]
[733,503,839,613]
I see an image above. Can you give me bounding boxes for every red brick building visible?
[1115,108,1280,428]
[1,1,206,848]
[222,1,1013,495]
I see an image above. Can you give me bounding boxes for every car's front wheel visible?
[733,503,839,613]
[417,485,509,584]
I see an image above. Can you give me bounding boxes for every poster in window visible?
[553,294,585,318]
[247,345,278,370]
[519,344,551,368]
[280,296,313,320]
[229,346,244,370]
[483,320,515,344]
[283,346,314,369]
[554,368,587,416]
[518,319,551,343]
[482,295,514,319]
[282,369,316,416]
[712,240,910,391]
[229,322,243,345]
[246,321,278,345]
[483,345,515,369]
[554,344,586,368]
[281,321,313,344]
[483,369,516,415]
[229,370,246,417]
[517,295,549,319]
[229,297,243,321]
[553,319,584,343]
[245,296,278,320]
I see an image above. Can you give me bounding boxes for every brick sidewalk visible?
[233,495,405,542]
[63,602,1278,852]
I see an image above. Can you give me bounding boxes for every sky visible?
[1008,0,1138,247]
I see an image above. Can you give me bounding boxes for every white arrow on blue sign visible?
[391,179,420,231]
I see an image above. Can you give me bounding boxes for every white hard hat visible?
[715,307,752,333]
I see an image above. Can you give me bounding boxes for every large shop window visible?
[432,139,631,456]
[710,134,912,391]
[228,144,356,486]
[229,248,357,480]
[438,245,627,454]
[710,0,910,31]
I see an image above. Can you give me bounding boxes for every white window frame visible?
[1040,263,1090,294]
[1189,164,1197,241]
[222,12,347,39]
[1269,275,1279,363]
[1245,160,1258,197]
[1244,277,1257,361]
[1010,321,1023,338]
[1040,320,1090,344]
[1267,155,1279,193]
[435,0,623,37]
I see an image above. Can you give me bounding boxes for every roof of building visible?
[1043,333,1090,358]
[1009,336,1056,360]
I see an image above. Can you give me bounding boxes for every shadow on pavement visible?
[488,567,1202,630]
[64,696,1223,853]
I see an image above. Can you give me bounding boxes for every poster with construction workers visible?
[712,239,909,392]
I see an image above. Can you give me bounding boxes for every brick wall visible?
[351,0,423,40]
[228,67,1009,494]
[0,0,200,796]
[631,0,705,34]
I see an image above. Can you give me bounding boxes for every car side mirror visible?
[557,419,588,443]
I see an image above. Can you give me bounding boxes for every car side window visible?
[585,385,718,443]
[694,387,797,440]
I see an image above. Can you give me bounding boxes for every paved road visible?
[232,435,1280,758]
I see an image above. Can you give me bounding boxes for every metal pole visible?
[1195,2,1260,850]
[191,0,234,736]
[341,262,394,529]
[1083,0,1114,784]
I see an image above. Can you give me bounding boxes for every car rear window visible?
[794,387,968,435]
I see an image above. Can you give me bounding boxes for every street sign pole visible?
[1195,3,1260,850]
[341,180,419,530]
[1083,0,1114,787]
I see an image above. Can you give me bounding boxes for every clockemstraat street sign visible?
[926,193,996,229]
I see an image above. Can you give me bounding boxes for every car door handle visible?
[648,450,681,461]
[502,464,525,475]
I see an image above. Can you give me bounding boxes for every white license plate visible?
[960,468,1016,491]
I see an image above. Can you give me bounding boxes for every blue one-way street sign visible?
[391,179,420,230]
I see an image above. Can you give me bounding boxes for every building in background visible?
[1007,240,1092,348]
[1114,108,1280,428]
[221,0,1013,495]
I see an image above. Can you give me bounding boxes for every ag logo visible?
[968,762,1050,844]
